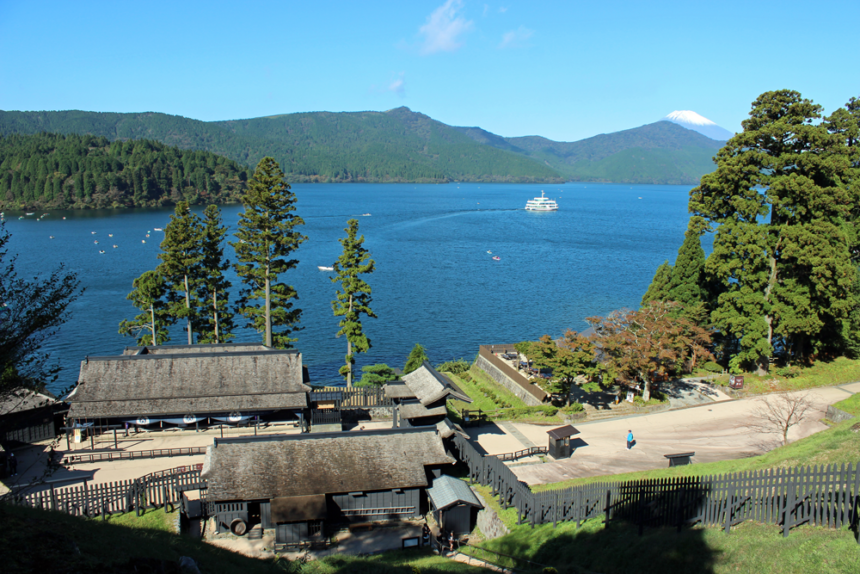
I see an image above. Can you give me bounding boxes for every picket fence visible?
[452,435,860,541]
[6,464,206,519]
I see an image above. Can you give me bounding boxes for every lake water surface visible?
[3,182,694,393]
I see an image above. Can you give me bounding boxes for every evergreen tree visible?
[197,204,235,344]
[157,201,204,344]
[690,90,854,373]
[118,271,171,346]
[641,261,673,306]
[331,219,376,387]
[403,343,429,374]
[666,217,710,323]
[231,157,306,348]
[356,364,398,387]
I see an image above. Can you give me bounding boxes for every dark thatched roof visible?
[202,427,454,502]
[1,389,56,417]
[397,362,472,405]
[427,475,483,511]
[399,401,447,420]
[68,349,309,419]
[123,343,270,356]
[383,383,416,400]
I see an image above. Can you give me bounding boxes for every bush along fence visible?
[3,465,206,519]
[477,345,548,406]
[452,435,860,542]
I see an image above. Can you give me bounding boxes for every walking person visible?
[626,429,634,450]
[9,452,18,476]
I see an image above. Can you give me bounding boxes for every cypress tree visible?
[331,219,377,387]
[690,90,854,373]
[231,157,306,348]
[403,344,429,374]
[641,261,673,306]
[118,271,171,345]
[667,217,708,313]
[196,204,235,344]
[157,201,204,344]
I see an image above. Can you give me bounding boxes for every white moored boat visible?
[318,266,334,271]
[525,191,558,211]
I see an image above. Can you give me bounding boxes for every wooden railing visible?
[494,447,548,462]
[63,446,206,464]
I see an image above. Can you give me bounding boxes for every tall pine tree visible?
[232,157,306,348]
[331,219,376,387]
[118,271,171,345]
[197,204,235,344]
[157,201,204,344]
[641,261,673,307]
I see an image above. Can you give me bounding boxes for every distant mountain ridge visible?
[661,110,734,141]
[0,107,726,185]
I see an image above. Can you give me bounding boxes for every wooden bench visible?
[664,452,695,467]
[348,522,373,532]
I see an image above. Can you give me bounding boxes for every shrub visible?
[560,402,584,413]
[490,405,558,420]
[702,361,723,373]
[776,365,802,378]
[437,359,471,375]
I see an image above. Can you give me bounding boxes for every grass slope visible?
[707,357,860,395]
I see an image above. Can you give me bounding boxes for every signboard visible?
[729,376,744,389]
[73,428,81,443]
[626,391,634,403]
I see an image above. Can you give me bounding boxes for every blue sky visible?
[1,0,858,142]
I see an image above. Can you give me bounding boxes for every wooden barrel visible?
[230,518,247,536]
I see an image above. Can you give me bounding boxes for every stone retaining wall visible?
[826,405,856,424]
[475,355,543,407]
[471,487,509,540]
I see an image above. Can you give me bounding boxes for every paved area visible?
[467,385,855,486]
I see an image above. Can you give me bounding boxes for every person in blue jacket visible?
[626,430,634,450]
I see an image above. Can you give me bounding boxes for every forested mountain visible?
[0,133,248,209]
[455,121,723,185]
[0,109,563,184]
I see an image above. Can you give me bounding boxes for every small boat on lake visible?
[108,234,113,237]
[113,245,118,248]
[360,213,371,217]
[99,250,105,254]
[487,251,492,254]
[154,227,163,231]
[492,256,501,261]
[525,191,558,211]
[25,212,34,216]
[91,231,97,234]
[318,266,334,271]
[142,240,146,243]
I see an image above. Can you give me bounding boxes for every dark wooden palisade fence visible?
[6,465,206,519]
[452,435,860,541]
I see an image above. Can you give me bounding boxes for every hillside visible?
[0,108,563,184]
[455,120,723,184]
[0,132,247,209]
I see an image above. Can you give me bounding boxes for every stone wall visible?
[826,405,856,424]
[471,487,509,540]
[475,355,543,407]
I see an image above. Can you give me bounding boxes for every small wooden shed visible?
[426,475,483,535]
[547,425,580,459]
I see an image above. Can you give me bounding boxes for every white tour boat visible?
[524,191,558,211]
[318,266,334,271]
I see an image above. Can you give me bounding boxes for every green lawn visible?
[711,356,860,395]
[446,368,565,425]
[833,392,860,416]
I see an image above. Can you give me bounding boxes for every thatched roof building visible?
[67,347,310,421]
[385,362,471,406]
[202,427,454,502]
[122,343,270,356]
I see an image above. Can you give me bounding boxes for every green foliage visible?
[157,201,204,344]
[196,205,235,344]
[331,219,376,386]
[403,343,429,374]
[690,90,856,372]
[641,261,672,307]
[559,402,584,413]
[702,361,723,373]
[775,365,802,378]
[0,132,246,209]
[487,405,559,420]
[231,157,306,348]
[436,358,471,375]
[356,364,398,387]
[0,221,82,393]
[0,109,562,184]
[118,270,171,346]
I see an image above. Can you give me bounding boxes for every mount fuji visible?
[661,111,733,141]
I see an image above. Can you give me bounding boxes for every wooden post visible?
[113,428,118,450]
[724,483,735,535]
[50,484,56,511]
[783,471,795,538]
[604,489,612,527]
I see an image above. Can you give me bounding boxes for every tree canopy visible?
[403,344,429,374]
[118,270,171,346]
[232,157,306,348]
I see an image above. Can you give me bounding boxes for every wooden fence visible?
[310,387,393,408]
[452,435,860,541]
[4,464,206,519]
[63,446,207,464]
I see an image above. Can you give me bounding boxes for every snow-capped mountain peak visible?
[661,110,732,141]
[663,110,716,127]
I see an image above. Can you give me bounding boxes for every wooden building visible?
[201,426,455,546]
[385,362,471,426]
[426,475,483,535]
[0,389,61,444]
[66,345,310,430]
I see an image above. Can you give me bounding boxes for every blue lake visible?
[3,182,694,394]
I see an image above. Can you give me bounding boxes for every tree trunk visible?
[184,273,192,345]
[346,294,353,388]
[150,303,157,346]
[759,241,780,376]
[213,290,219,345]
[264,264,271,348]
[642,377,651,402]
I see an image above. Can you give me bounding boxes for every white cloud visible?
[388,73,406,97]
[498,26,533,49]
[419,0,474,55]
